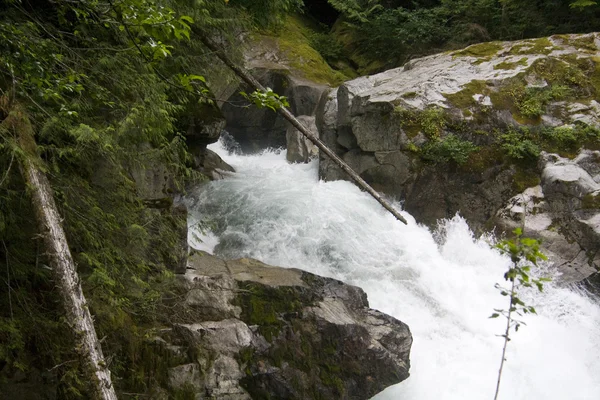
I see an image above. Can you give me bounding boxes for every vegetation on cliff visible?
[0,0,299,397]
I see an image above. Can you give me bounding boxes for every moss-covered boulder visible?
[219,16,349,153]
[317,32,600,279]
[151,251,412,399]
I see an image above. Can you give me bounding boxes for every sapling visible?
[491,228,550,400]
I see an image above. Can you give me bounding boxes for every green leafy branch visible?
[241,88,290,111]
[491,228,551,400]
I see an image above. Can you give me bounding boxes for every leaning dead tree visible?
[196,32,408,225]
[2,102,118,400]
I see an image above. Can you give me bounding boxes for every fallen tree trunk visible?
[4,105,118,400]
[196,32,408,225]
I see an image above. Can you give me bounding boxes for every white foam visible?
[185,140,600,400]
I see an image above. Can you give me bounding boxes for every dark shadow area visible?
[302,0,340,27]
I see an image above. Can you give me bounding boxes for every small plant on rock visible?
[421,134,479,164]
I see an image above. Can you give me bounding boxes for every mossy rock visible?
[261,15,350,86]
[235,281,317,342]
[507,37,558,55]
[453,42,504,60]
[494,57,528,70]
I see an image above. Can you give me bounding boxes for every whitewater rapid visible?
[186,141,600,400]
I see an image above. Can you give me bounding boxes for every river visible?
[185,139,600,400]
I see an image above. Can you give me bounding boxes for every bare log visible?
[5,106,118,400]
[196,32,408,225]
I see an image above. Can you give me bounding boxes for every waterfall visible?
[185,139,600,400]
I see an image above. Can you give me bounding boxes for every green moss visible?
[508,38,556,55]
[590,56,600,95]
[235,281,312,342]
[404,142,420,153]
[444,80,490,110]
[173,384,198,400]
[494,57,528,70]
[394,106,447,139]
[268,16,349,86]
[239,318,350,399]
[582,193,600,209]
[533,57,589,88]
[458,145,504,173]
[513,167,541,192]
[402,91,418,99]
[556,34,597,52]
[394,107,421,138]
[453,42,504,59]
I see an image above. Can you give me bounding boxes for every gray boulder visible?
[495,151,600,282]
[152,252,412,399]
[221,69,327,153]
[286,115,319,163]
[195,148,236,181]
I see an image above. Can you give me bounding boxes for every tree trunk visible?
[4,106,118,400]
[196,31,408,225]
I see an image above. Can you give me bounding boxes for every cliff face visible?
[314,33,600,282]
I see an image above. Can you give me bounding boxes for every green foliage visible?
[491,234,548,320]
[395,105,447,139]
[420,106,447,139]
[346,6,451,68]
[499,127,541,160]
[236,0,304,28]
[422,134,479,164]
[309,31,346,62]
[513,84,572,119]
[497,123,600,161]
[241,88,290,111]
[0,0,266,396]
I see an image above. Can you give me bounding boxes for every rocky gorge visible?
[2,6,600,398]
[129,28,600,399]
[218,30,600,290]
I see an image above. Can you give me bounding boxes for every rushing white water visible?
[186,140,600,400]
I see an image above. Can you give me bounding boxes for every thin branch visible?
[493,277,516,400]
[2,240,13,320]
[0,152,15,187]
[47,359,77,372]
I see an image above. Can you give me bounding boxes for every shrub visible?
[420,106,447,139]
[309,31,345,62]
[421,134,479,164]
[500,128,541,159]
